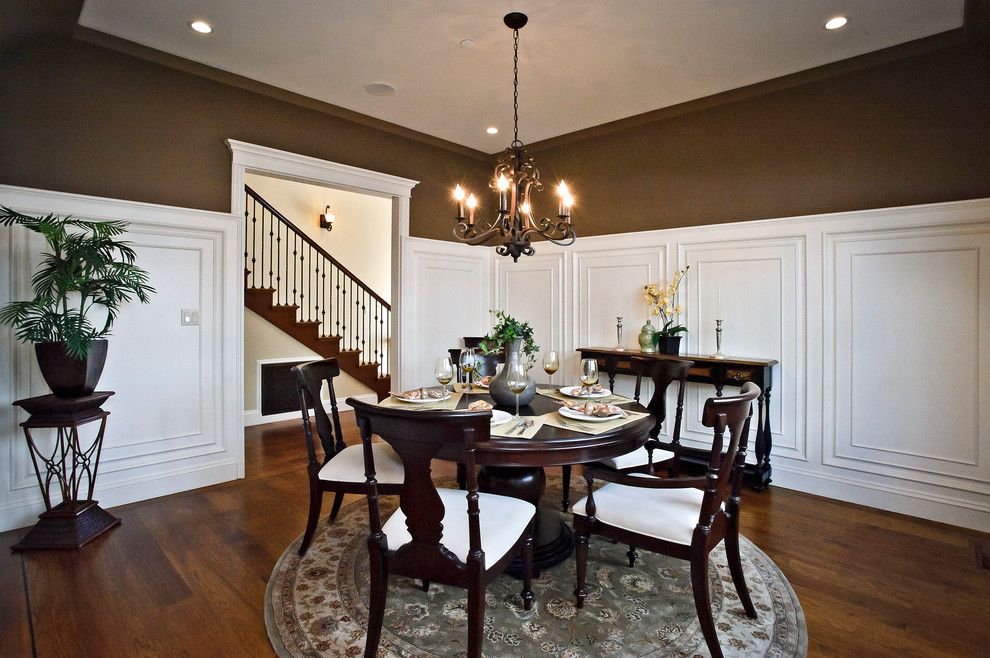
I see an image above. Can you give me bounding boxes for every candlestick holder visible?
[710,319,725,359]
[616,316,624,350]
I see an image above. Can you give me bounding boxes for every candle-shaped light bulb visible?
[520,201,532,214]
[557,181,570,217]
[497,174,509,212]
[453,184,466,219]
[466,193,477,225]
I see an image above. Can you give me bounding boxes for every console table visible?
[11,392,120,551]
[577,347,776,489]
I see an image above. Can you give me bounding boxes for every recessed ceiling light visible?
[486,126,499,135]
[460,39,476,49]
[190,20,212,34]
[365,82,396,97]
[824,16,848,30]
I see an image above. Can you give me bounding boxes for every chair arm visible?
[583,465,706,489]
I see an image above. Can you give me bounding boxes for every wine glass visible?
[435,356,453,393]
[506,358,528,419]
[579,358,599,391]
[542,351,559,391]
[459,348,477,390]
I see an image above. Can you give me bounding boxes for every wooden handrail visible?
[245,185,391,310]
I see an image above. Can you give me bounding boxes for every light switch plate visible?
[180,309,200,326]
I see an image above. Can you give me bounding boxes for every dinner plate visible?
[489,409,512,426]
[558,385,610,399]
[559,406,622,423]
[392,390,452,403]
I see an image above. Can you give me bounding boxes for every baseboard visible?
[243,393,378,427]
[771,464,990,533]
[0,459,240,533]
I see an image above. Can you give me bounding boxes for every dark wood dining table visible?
[443,391,654,576]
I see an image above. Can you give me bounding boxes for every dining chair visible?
[571,382,760,658]
[348,398,535,658]
[290,358,404,556]
[559,357,692,514]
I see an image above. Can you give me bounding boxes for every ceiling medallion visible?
[452,12,576,262]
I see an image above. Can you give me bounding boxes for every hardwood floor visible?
[2,414,988,657]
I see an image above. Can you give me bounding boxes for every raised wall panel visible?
[399,238,490,391]
[825,227,990,492]
[679,238,805,461]
[495,253,564,381]
[0,186,242,532]
[572,246,666,399]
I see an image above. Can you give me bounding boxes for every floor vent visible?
[261,360,309,416]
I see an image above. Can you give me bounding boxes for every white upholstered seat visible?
[572,474,708,546]
[382,488,535,564]
[318,442,404,484]
[595,445,676,470]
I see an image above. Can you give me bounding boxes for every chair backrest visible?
[633,357,693,441]
[291,359,345,466]
[348,398,493,572]
[697,382,760,525]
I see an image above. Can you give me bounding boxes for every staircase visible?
[243,186,391,400]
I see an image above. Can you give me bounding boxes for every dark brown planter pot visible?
[35,340,108,398]
[654,335,683,355]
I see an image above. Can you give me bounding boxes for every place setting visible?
[542,358,648,434]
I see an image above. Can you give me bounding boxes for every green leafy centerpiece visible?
[0,206,155,397]
[480,310,540,406]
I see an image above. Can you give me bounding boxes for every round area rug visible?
[265,480,806,658]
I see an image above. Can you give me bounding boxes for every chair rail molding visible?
[400,197,990,530]
[0,184,242,532]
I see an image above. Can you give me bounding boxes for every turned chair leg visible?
[328,491,345,523]
[421,580,430,592]
[561,464,572,511]
[299,484,323,556]
[521,522,534,611]
[690,552,723,658]
[573,530,589,608]
[627,545,638,568]
[725,527,757,618]
[467,583,485,658]
[365,543,388,658]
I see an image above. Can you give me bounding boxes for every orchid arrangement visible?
[643,265,689,337]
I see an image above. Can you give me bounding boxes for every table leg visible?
[478,466,573,578]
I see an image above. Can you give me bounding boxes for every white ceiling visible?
[78,1,965,152]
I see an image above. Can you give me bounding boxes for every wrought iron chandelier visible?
[452,12,576,262]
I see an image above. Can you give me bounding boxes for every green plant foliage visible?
[478,310,539,367]
[0,206,155,359]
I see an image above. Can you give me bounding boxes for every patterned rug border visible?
[265,485,807,658]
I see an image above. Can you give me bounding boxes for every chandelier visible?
[452,12,576,262]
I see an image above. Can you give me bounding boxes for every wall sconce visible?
[319,204,335,232]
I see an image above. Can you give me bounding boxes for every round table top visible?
[456,391,654,468]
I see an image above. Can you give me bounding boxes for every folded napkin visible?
[491,414,546,439]
[379,391,463,411]
[536,387,635,405]
[542,410,650,435]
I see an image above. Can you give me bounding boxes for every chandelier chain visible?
[512,28,520,147]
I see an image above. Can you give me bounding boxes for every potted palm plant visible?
[0,206,155,398]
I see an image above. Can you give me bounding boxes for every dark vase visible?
[654,335,682,356]
[35,340,108,398]
[488,338,536,406]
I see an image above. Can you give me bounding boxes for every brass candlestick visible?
[616,316,624,350]
[710,319,725,359]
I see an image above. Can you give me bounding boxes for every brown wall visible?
[1,34,988,243]
[498,39,990,239]
[0,37,489,236]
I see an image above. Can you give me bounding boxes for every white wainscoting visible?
[0,185,242,532]
[398,237,492,392]
[403,198,990,530]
